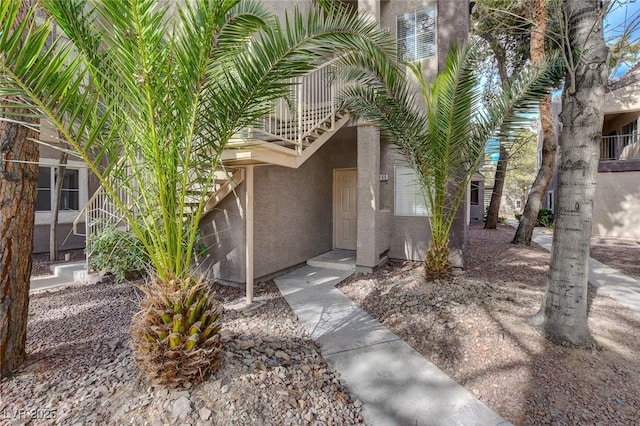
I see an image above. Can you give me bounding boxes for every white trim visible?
[35,158,88,225]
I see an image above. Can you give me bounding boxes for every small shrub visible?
[514,213,522,221]
[498,216,507,224]
[89,224,148,282]
[537,209,554,228]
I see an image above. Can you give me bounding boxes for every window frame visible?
[35,159,89,225]
[396,6,437,63]
[470,181,480,206]
[547,190,554,212]
[394,164,429,217]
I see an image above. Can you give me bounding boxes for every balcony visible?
[599,133,640,172]
[600,133,640,160]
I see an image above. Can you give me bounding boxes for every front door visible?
[334,169,357,250]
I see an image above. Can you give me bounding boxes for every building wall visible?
[592,171,640,239]
[199,127,357,283]
[33,120,98,253]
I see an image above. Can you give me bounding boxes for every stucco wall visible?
[200,127,357,283]
[592,171,640,239]
[379,143,430,261]
[33,223,86,253]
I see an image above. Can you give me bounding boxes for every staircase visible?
[72,56,349,273]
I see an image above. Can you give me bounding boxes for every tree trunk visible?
[50,153,68,261]
[531,0,609,347]
[512,0,557,245]
[0,122,38,377]
[484,144,508,229]
[0,0,38,378]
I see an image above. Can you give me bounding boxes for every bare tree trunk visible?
[0,0,38,378]
[485,145,508,229]
[50,152,68,261]
[531,0,609,347]
[0,123,38,377]
[513,0,557,245]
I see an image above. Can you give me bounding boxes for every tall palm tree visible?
[337,41,560,280]
[0,0,393,384]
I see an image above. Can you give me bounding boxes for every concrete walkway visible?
[274,261,510,425]
[531,229,640,315]
[29,261,97,293]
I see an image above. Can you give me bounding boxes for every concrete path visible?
[30,261,96,293]
[274,265,510,426]
[531,229,640,315]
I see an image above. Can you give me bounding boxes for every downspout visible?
[245,165,254,305]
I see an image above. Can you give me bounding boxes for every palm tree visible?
[0,0,393,384]
[337,41,560,280]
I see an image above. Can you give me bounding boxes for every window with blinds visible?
[397,7,436,62]
[395,165,429,216]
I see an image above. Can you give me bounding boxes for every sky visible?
[605,0,640,77]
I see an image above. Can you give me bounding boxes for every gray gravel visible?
[0,280,363,425]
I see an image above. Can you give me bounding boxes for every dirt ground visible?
[339,224,640,425]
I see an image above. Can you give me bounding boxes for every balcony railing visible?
[600,133,639,160]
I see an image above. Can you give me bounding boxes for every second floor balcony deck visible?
[600,133,640,161]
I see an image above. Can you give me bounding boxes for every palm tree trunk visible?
[485,144,508,229]
[512,0,556,245]
[531,0,609,347]
[0,0,38,378]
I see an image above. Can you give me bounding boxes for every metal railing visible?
[74,57,347,269]
[240,55,348,154]
[600,133,639,160]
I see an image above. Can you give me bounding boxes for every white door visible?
[334,169,357,250]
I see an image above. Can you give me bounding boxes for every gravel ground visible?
[339,223,640,425]
[0,280,363,425]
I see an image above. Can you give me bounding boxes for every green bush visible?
[537,209,554,228]
[89,224,148,282]
[498,216,508,224]
[514,213,522,221]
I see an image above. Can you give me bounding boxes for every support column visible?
[356,124,380,272]
[245,165,254,304]
[358,0,380,23]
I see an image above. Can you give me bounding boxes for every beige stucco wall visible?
[602,81,640,114]
[200,127,357,283]
[592,171,640,239]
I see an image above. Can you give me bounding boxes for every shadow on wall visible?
[402,229,428,262]
[593,172,640,239]
[197,197,245,284]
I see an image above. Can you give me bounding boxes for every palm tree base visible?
[424,242,452,281]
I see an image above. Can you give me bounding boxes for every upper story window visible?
[395,165,429,216]
[397,7,436,62]
[37,166,80,211]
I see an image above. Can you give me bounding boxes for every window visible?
[397,7,436,62]
[395,165,428,216]
[37,166,80,211]
[547,190,554,212]
[515,199,522,210]
[470,181,480,205]
[622,120,638,146]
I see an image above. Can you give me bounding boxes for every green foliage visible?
[0,0,394,283]
[515,213,523,221]
[337,41,561,279]
[89,224,148,283]
[537,209,554,227]
[498,217,508,224]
